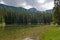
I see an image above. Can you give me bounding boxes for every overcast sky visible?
[0,0,54,11]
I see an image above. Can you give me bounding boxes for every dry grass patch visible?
[0,25,58,40]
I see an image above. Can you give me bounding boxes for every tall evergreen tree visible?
[53,0,60,25]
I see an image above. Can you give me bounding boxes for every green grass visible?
[43,29,60,40]
[0,25,60,40]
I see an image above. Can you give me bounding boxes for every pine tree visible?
[53,0,60,25]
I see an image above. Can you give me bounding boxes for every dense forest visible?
[1,0,60,25]
[0,4,52,25]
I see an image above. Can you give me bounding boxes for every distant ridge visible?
[0,4,52,13]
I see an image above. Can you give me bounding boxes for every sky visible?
[0,0,54,11]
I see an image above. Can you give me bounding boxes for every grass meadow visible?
[0,25,60,40]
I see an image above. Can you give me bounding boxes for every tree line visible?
[0,0,60,25]
[0,7,52,25]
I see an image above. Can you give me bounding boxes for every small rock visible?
[23,37,33,40]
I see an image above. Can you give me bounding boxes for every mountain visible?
[28,8,38,13]
[45,9,53,13]
[0,4,39,13]
[0,4,52,14]
[0,4,27,12]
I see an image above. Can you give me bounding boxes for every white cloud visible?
[41,1,54,10]
[24,5,32,9]
[18,3,32,9]
[37,0,45,3]
[0,1,5,4]
[1,0,54,11]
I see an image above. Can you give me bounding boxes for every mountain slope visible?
[45,9,53,13]
[0,4,52,14]
[0,4,26,12]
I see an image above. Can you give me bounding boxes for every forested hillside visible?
[0,4,52,25]
[1,0,60,40]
